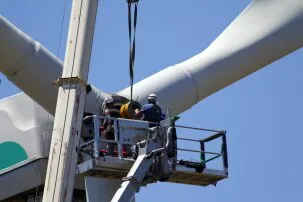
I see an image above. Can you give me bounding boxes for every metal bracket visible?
[53,76,87,87]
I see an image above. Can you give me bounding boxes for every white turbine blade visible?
[0,15,108,115]
[0,15,62,114]
[118,0,303,116]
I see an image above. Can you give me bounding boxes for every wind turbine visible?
[0,0,302,201]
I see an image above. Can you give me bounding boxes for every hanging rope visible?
[127,0,139,101]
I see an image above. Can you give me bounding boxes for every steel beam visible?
[42,0,99,201]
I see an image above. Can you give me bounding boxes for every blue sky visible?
[1,1,303,201]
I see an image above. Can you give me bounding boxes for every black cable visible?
[131,2,138,100]
[127,1,139,101]
[128,3,133,100]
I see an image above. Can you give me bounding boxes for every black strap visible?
[127,1,138,101]
[178,160,205,173]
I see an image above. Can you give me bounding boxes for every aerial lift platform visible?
[77,115,228,201]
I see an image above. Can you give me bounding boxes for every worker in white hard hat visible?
[101,96,116,155]
[136,93,164,126]
[101,96,114,115]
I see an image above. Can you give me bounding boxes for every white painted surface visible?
[118,0,303,116]
[0,16,109,116]
[2,1,302,117]
[0,93,52,160]
[43,0,99,201]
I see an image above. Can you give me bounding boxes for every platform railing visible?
[81,115,152,159]
[175,125,228,173]
[80,116,228,174]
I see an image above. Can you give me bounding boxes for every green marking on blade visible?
[0,141,28,170]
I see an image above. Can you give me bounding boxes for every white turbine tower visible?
[0,0,302,201]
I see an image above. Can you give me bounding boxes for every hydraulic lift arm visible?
[111,127,176,202]
[111,141,155,202]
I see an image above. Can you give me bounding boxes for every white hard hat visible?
[148,93,157,103]
[105,96,114,104]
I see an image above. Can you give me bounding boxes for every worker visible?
[136,93,164,126]
[101,96,114,115]
[101,96,116,155]
[131,94,164,159]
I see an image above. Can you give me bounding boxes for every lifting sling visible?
[127,0,139,101]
